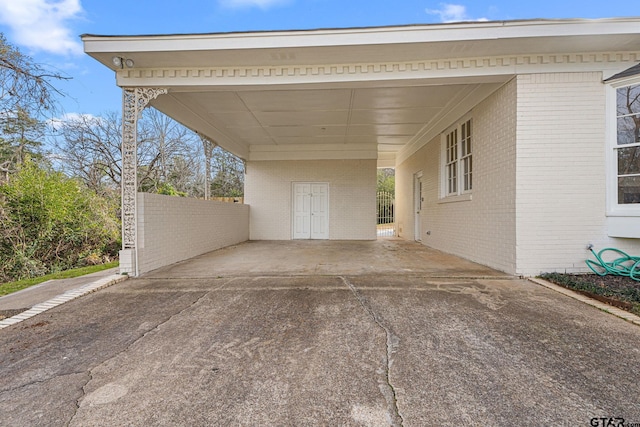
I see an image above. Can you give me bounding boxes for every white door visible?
[293,182,329,239]
[414,172,423,241]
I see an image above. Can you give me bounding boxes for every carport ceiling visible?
[149,83,483,155]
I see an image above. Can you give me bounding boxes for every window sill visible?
[607,215,640,238]
[607,207,640,217]
[438,193,472,204]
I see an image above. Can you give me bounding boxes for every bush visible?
[0,161,120,282]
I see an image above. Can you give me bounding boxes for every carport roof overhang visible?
[82,18,640,166]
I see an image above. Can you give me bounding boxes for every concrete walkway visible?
[0,268,127,329]
[0,268,120,313]
[1,240,639,426]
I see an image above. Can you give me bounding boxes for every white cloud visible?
[425,3,488,23]
[47,112,100,130]
[219,0,291,10]
[0,0,84,56]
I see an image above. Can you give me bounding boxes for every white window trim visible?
[440,115,473,200]
[606,77,640,217]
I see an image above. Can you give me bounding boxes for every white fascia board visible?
[82,18,640,54]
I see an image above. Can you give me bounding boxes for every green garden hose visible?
[586,247,640,281]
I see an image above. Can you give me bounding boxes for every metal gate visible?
[376,191,395,237]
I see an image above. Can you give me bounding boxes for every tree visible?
[165,155,202,196]
[0,34,67,180]
[377,168,395,195]
[53,108,244,198]
[138,108,201,194]
[51,111,124,194]
[52,109,203,195]
[209,145,244,197]
[0,107,45,180]
[0,34,67,116]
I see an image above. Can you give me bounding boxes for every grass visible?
[0,261,119,297]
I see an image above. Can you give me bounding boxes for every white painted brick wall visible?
[244,159,377,240]
[515,72,640,276]
[136,193,249,274]
[396,79,518,273]
[397,73,640,275]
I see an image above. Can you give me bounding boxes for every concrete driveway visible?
[1,240,639,426]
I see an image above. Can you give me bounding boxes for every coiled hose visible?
[586,247,640,281]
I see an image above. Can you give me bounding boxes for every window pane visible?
[463,161,469,191]
[618,175,640,204]
[618,146,640,175]
[448,163,457,194]
[448,130,457,161]
[617,115,640,145]
[617,84,640,117]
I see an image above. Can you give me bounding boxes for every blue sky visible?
[0,0,638,119]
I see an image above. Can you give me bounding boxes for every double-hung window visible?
[615,83,640,206]
[442,118,473,199]
[606,68,640,237]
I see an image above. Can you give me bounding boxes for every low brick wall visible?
[135,193,249,275]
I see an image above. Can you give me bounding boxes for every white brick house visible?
[82,18,640,276]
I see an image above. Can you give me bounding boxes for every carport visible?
[82,23,508,276]
[82,18,640,277]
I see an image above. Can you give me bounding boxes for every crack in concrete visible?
[61,277,237,426]
[0,371,91,427]
[66,370,92,427]
[341,276,404,427]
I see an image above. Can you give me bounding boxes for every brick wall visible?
[397,73,640,276]
[515,72,640,275]
[396,79,518,273]
[136,193,249,274]
[244,159,377,240]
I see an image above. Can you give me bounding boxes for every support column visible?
[200,135,216,200]
[120,87,168,276]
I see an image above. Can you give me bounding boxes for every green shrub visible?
[156,182,186,197]
[0,161,120,282]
